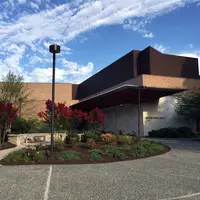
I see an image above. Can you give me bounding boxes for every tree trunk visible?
[0,127,2,146]
[69,126,72,135]
[1,125,6,145]
[2,126,7,145]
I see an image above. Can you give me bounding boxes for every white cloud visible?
[80,37,88,43]
[0,44,26,75]
[23,60,94,83]
[62,59,94,76]
[153,44,167,53]
[29,55,49,64]
[18,0,26,4]
[30,2,39,10]
[2,0,200,46]
[123,18,151,35]
[34,0,41,4]
[143,32,154,38]
[0,0,200,83]
[25,68,66,82]
[177,52,200,74]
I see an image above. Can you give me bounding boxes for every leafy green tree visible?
[175,87,200,131]
[0,71,35,116]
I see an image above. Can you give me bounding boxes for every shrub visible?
[137,140,164,151]
[133,136,141,142]
[148,127,194,138]
[82,130,100,142]
[101,133,117,144]
[68,134,80,144]
[11,117,50,134]
[118,130,124,135]
[119,145,132,151]
[88,149,102,161]
[11,117,31,134]
[32,151,44,162]
[122,135,133,144]
[116,135,133,145]
[0,148,44,164]
[103,145,126,160]
[1,149,25,163]
[130,140,165,158]
[27,118,48,133]
[77,142,89,149]
[131,146,149,158]
[58,150,81,160]
[86,138,95,149]
[54,140,65,151]
[36,124,51,133]
[176,127,195,138]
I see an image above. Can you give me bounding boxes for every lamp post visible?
[49,44,60,158]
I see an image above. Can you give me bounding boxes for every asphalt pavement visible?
[0,139,200,200]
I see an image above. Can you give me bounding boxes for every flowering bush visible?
[0,102,18,146]
[38,99,105,133]
[86,108,106,130]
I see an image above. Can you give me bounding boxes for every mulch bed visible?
[1,143,170,165]
[0,142,16,150]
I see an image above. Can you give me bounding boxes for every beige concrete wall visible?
[102,104,139,134]
[142,74,200,89]
[22,83,79,117]
[102,97,196,136]
[142,96,195,136]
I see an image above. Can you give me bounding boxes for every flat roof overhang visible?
[70,84,185,110]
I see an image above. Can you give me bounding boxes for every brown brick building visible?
[23,46,200,135]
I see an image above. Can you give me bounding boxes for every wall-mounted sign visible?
[146,117,164,120]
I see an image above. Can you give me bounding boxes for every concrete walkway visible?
[0,139,200,200]
[0,144,25,160]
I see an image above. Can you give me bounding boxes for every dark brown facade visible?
[77,46,199,100]
[138,47,199,79]
[77,51,136,99]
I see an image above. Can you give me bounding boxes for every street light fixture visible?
[49,44,60,158]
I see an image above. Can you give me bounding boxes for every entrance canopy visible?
[71,84,184,110]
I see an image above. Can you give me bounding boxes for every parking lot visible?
[1,139,200,200]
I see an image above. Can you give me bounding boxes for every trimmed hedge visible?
[148,127,196,138]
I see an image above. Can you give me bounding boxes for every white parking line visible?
[159,192,200,200]
[44,165,52,200]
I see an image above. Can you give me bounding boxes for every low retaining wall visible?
[8,133,67,146]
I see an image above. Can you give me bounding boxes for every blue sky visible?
[0,0,200,83]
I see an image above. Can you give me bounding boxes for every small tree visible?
[0,71,35,116]
[86,108,106,130]
[0,102,18,146]
[38,100,86,133]
[38,100,105,133]
[175,87,200,131]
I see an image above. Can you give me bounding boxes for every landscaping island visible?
[0,99,170,166]
[0,132,170,165]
